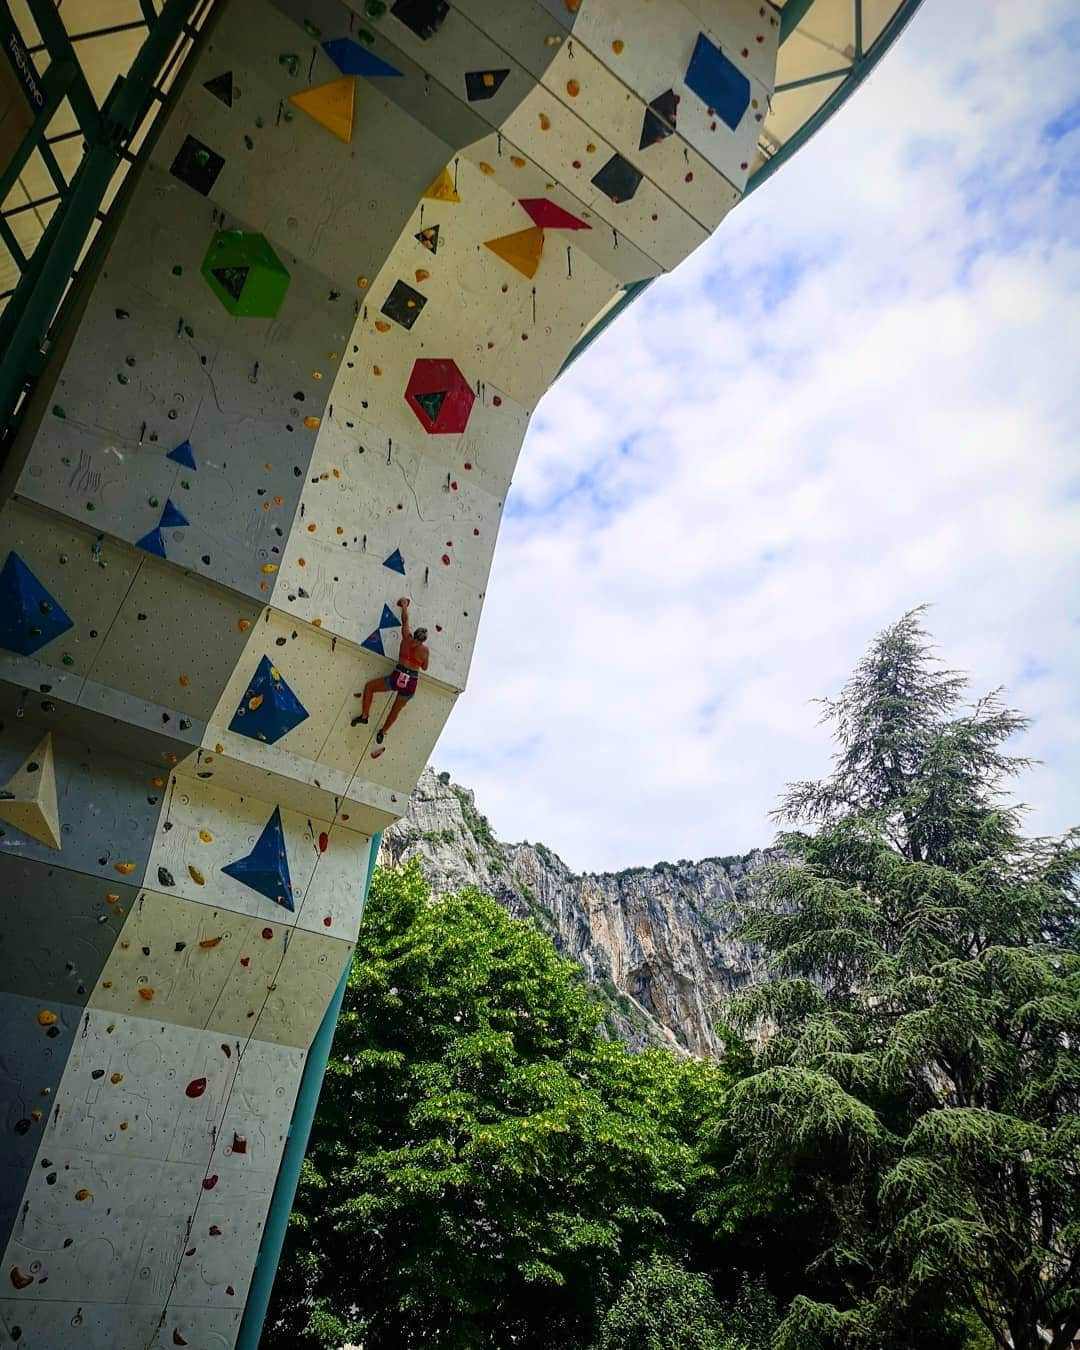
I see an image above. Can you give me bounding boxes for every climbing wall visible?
[0,0,778,1344]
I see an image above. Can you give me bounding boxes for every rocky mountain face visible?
[379,768,777,1058]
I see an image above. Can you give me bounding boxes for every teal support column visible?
[235,832,383,1350]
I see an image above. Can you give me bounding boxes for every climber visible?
[352,598,428,742]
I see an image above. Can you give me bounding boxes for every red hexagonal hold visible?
[405,358,475,435]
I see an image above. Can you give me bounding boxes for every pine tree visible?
[725,610,1080,1349]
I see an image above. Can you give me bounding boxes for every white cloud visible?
[434,0,1080,872]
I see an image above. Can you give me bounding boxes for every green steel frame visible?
[558,0,928,376]
[0,0,218,447]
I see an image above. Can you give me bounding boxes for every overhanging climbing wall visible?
[0,1,779,1344]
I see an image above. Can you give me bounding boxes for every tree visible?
[723,610,1080,1349]
[593,1256,779,1350]
[265,861,740,1349]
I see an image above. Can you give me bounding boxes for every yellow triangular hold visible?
[423,167,461,203]
[0,732,61,850]
[484,226,545,280]
[289,75,356,143]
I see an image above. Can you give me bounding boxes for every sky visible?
[435,0,1080,874]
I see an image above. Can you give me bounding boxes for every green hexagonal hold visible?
[201,230,291,318]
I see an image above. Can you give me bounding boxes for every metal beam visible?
[0,0,211,437]
[779,0,819,46]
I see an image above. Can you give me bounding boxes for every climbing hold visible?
[185,1077,208,1099]
[169,135,224,196]
[10,1266,34,1290]
[381,279,428,330]
[74,1188,91,1201]
[379,602,402,629]
[303,416,321,429]
[0,733,61,849]
[479,161,495,175]
[318,831,329,852]
[374,320,391,333]
[110,1073,123,1084]
[640,89,678,148]
[202,1174,219,1190]
[371,746,386,759]
[238,619,251,631]
[405,358,475,434]
[415,224,440,254]
[422,168,460,203]
[484,227,544,280]
[289,75,356,142]
[0,552,74,656]
[157,867,175,887]
[464,68,509,101]
[166,440,198,472]
[36,1010,56,1026]
[138,988,155,1001]
[538,113,551,130]
[566,78,580,96]
[173,1331,189,1346]
[199,936,222,948]
[202,230,291,317]
[160,499,190,529]
[361,628,385,656]
[390,0,449,40]
[262,563,279,574]
[202,71,233,106]
[612,39,624,54]
[322,36,403,78]
[232,1133,247,1154]
[199,830,212,843]
[684,32,751,129]
[591,153,643,203]
[415,267,430,283]
[518,198,590,230]
[228,655,309,745]
[114,862,136,875]
[383,548,406,574]
[222,806,294,910]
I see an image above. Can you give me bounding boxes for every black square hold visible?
[591,153,643,204]
[170,135,225,196]
[381,280,428,331]
[391,0,449,40]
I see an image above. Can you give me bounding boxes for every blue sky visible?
[436,0,1080,873]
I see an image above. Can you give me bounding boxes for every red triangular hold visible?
[518,198,591,230]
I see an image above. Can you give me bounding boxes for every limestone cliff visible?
[379,768,775,1058]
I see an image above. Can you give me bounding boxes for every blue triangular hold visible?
[135,527,167,558]
[228,655,310,745]
[159,499,190,529]
[379,603,401,629]
[221,805,294,910]
[0,551,75,657]
[361,629,385,656]
[684,32,751,131]
[323,37,404,78]
[167,440,198,470]
[383,548,405,574]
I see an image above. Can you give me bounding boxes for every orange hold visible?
[178,674,190,687]
[479,161,495,175]
[374,320,390,332]
[198,829,213,843]
[237,619,250,631]
[539,113,551,130]
[138,988,155,1001]
[75,1188,92,1201]
[189,867,205,886]
[261,563,278,574]
[110,1073,123,1084]
[566,79,580,96]
[511,155,526,168]
[199,936,222,949]
[303,416,321,429]
[115,862,136,875]
[37,1009,56,1026]
[415,268,429,282]
[612,39,624,54]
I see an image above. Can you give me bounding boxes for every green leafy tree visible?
[265,861,738,1349]
[723,610,1080,1349]
[593,1256,779,1350]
